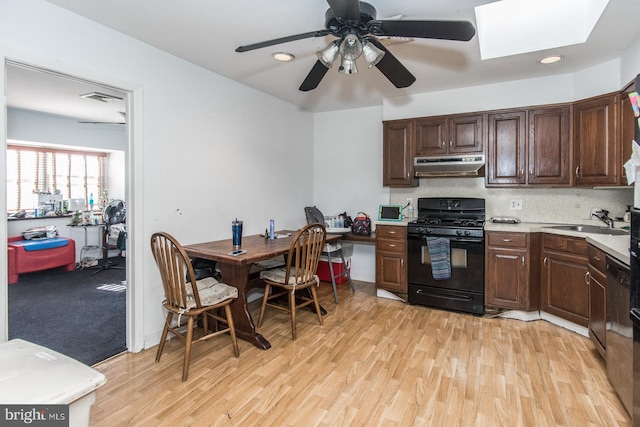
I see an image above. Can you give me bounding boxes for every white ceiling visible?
[7,0,640,122]
[6,64,127,124]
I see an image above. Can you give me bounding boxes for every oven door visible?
[407,234,485,314]
[407,235,484,292]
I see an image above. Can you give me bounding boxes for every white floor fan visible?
[90,199,126,276]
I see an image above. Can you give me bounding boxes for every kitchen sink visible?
[547,225,629,236]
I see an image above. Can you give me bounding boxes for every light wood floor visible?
[90,281,631,426]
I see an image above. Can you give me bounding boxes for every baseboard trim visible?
[498,310,589,338]
[376,289,406,302]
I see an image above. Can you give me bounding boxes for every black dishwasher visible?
[606,255,632,416]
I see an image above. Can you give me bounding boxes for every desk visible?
[68,224,104,266]
[183,229,340,350]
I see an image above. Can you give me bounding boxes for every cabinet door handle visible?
[585,271,590,284]
[522,256,525,266]
[388,244,396,248]
[401,259,404,267]
[594,255,601,261]
[575,166,580,179]
[449,140,453,147]
[543,257,548,268]
[502,239,513,242]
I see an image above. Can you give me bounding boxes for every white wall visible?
[313,106,388,282]
[621,37,640,87]
[7,107,126,151]
[383,60,621,122]
[0,0,314,349]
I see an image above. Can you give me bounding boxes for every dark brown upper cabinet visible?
[486,106,571,187]
[415,114,483,157]
[573,92,619,186]
[383,119,416,187]
[528,106,571,186]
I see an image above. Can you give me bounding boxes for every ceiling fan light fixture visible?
[339,34,363,61]
[317,41,340,68]
[339,57,358,75]
[272,52,295,62]
[362,41,385,68]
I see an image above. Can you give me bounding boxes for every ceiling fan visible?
[236,0,476,91]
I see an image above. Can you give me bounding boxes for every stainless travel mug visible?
[232,219,243,248]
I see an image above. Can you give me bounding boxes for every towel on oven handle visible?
[426,237,451,280]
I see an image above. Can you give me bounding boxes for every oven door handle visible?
[415,289,474,302]
[424,236,482,244]
[407,235,483,244]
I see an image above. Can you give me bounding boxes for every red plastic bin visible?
[317,258,350,284]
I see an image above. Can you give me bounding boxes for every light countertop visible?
[485,221,630,265]
[372,219,630,265]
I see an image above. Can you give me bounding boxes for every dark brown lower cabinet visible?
[375,225,407,293]
[588,244,607,359]
[485,231,540,311]
[541,234,590,327]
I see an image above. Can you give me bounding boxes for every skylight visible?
[474,0,609,60]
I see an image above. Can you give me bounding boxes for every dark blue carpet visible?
[8,259,126,366]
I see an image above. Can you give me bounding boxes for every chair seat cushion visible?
[185,277,238,308]
[260,267,319,287]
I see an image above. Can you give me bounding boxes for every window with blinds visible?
[6,145,108,212]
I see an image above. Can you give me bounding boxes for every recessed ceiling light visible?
[539,55,563,64]
[272,52,295,62]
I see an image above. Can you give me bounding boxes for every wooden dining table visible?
[183,229,341,350]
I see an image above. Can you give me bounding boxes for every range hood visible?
[414,155,485,178]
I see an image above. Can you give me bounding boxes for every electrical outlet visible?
[406,198,413,207]
[510,198,522,210]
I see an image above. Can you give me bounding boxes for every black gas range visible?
[407,198,485,315]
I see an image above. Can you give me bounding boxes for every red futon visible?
[7,236,76,284]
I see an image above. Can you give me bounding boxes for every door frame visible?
[1,58,145,353]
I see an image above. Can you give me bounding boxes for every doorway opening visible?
[5,61,131,365]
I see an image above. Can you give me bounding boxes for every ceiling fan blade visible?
[299,60,330,92]
[366,38,416,89]
[236,30,330,52]
[326,0,361,21]
[368,20,476,42]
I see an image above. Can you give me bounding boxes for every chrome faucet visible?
[592,210,614,228]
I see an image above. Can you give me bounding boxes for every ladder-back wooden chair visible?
[258,223,326,340]
[304,206,355,303]
[151,232,239,381]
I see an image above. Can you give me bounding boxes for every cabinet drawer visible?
[376,225,406,240]
[543,233,588,255]
[377,237,406,253]
[588,244,606,273]
[487,232,528,248]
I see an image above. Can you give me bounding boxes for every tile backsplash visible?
[390,177,634,224]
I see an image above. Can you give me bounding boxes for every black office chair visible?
[304,206,355,303]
